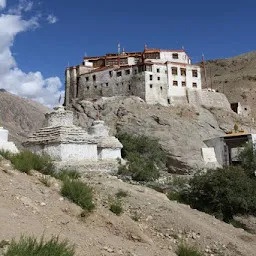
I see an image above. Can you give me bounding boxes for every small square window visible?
[192,70,198,77]
[172,67,178,75]
[86,77,89,81]
[87,86,89,90]
[158,77,160,81]
[106,83,108,87]
[150,75,153,81]
[157,68,160,73]
[125,69,130,75]
[94,85,97,89]
[116,83,119,86]
[160,86,163,90]
[92,75,96,81]
[116,71,122,77]
[193,82,197,88]
[150,84,153,88]
[182,81,186,87]
[172,53,179,59]
[173,81,178,86]
[168,99,170,104]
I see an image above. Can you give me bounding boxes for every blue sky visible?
[0,0,256,106]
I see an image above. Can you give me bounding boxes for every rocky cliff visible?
[69,96,256,173]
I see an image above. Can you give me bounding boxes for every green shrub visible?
[181,166,256,221]
[238,142,256,177]
[117,133,166,182]
[61,179,94,213]
[167,191,181,201]
[55,169,81,181]
[0,150,13,160]
[2,150,55,175]
[176,243,202,256]
[116,189,128,198]
[109,199,123,216]
[5,235,75,256]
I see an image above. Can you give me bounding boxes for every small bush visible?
[39,175,51,187]
[109,198,123,216]
[167,191,181,201]
[1,150,55,175]
[116,189,128,198]
[61,179,94,213]
[0,150,12,160]
[5,235,75,256]
[176,243,202,256]
[238,142,256,177]
[181,166,256,221]
[117,133,166,182]
[55,169,81,181]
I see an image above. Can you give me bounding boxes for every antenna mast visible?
[202,54,207,88]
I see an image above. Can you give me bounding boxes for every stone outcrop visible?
[69,96,256,173]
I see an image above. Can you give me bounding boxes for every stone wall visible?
[187,89,231,110]
[77,67,146,101]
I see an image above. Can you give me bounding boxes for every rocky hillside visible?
[0,90,50,148]
[70,96,256,173]
[1,157,256,256]
[202,51,256,118]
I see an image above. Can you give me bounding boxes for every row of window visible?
[148,82,198,88]
[84,67,198,82]
[171,68,198,77]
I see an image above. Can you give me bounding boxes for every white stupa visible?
[0,125,19,153]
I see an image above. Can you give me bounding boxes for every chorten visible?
[0,124,19,153]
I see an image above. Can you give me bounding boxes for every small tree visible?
[181,166,256,221]
[238,142,256,177]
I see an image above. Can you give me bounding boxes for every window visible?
[94,85,97,89]
[87,86,89,90]
[134,69,138,75]
[150,84,153,88]
[106,83,108,87]
[180,68,186,76]
[160,86,163,91]
[182,81,186,87]
[92,75,96,81]
[128,85,131,91]
[150,75,153,81]
[172,67,178,75]
[109,71,113,77]
[86,77,89,81]
[172,53,179,59]
[158,77,160,81]
[125,69,130,75]
[192,70,198,77]
[173,81,178,86]
[116,83,119,86]
[167,99,170,104]
[192,82,197,88]
[122,82,124,85]
[157,68,160,73]
[116,71,122,77]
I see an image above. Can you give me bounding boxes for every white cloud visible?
[8,0,34,15]
[0,0,6,10]
[0,1,63,107]
[47,14,58,24]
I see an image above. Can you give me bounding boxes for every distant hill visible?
[0,90,50,148]
[200,51,256,119]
